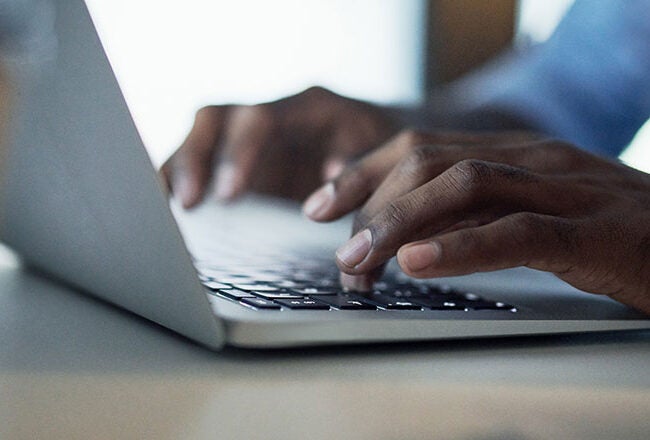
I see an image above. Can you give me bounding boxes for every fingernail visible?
[340,272,374,292]
[336,229,372,268]
[215,163,237,201]
[302,182,335,219]
[400,242,441,272]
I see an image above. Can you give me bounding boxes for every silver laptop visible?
[1,0,648,350]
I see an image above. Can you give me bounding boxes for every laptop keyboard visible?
[196,255,518,313]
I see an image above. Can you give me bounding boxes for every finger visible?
[302,142,401,221]
[162,106,227,208]
[397,212,579,278]
[339,265,386,292]
[213,104,275,201]
[331,140,565,290]
[303,132,545,223]
[327,139,538,290]
[329,136,574,290]
[322,156,346,181]
[305,131,434,221]
[351,138,587,231]
[304,131,441,221]
[337,217,488,292]
[335,159,566,276]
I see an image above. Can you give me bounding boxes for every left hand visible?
[302,130,650,314]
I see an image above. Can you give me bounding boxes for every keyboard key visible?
[235,272,285,282]
[312,295,376,310]
[466,300,517,311]
[384,286,425,298]
[232,283,283,292]
[313,278,341,287]
[357,294,422,310]
[202,281,233,290]
[273,280,311,289]
[217,288,256,300]
[240,297,282,309]
[290,286,343,296]
[275,299,330,310]
[458,292,517,311]
[409,297,467,310]
[252,291,305,300]
[423,285,457,296]
[193,256,518,313]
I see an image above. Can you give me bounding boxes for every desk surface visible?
[1,246,649,440]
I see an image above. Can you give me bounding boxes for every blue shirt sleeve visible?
[453,0,650,157]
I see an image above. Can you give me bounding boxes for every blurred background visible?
[83,0,649,171]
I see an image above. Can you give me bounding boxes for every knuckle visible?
[449,159,493,193]
[398,145,435,176]
[409,144,439,164]
[227,104,275,135]
[372,197,425,249]
[379,201,409,232]
[242,103,274,125]
[195,105,221,123]
[301,85,333,101]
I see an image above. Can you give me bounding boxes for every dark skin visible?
[161,87,399,207]
[162,87,650,315]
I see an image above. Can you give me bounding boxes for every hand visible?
[303,130,650,314]
[161,87,399,208]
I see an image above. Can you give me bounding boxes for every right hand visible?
[161,86,400,208]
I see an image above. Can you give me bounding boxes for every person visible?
[162,0,650,314]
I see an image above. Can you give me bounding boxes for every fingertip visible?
[340,272,374,292]
[336,229,372,269]
[397,241,441,276]
[302,182,335,221]
[181,196,199,210]
[173,174,202,209]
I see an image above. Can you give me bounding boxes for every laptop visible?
[1,0,648,350]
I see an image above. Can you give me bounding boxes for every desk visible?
[1,246,649,440]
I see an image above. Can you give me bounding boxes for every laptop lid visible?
[0,0,224,349]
